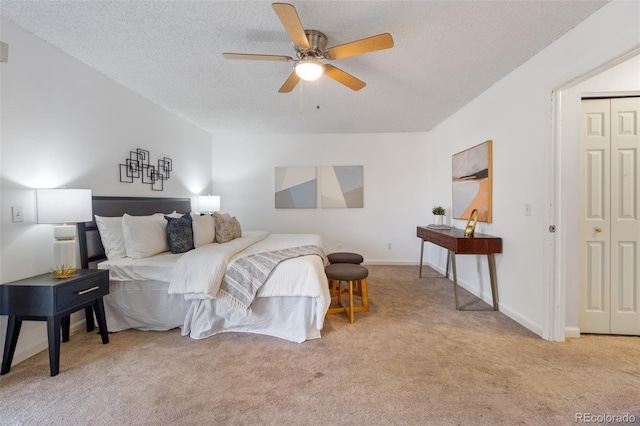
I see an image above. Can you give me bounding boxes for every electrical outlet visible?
[337,243,342,249]
[387,243,392,250]
[11,206,24,223]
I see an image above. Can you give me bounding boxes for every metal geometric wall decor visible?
[119,148,172,191]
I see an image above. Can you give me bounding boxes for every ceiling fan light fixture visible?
[295,59,324,81]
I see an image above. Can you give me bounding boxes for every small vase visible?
[434,215,444,226]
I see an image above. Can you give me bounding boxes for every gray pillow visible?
[214,213,242,243]
[165,213,194,254]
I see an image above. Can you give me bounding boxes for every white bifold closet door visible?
[580,97,640,335]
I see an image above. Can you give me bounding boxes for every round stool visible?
[327,252,364,264]
[327,252,365,298]
[325,263,369,323]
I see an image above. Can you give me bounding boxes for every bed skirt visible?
[104,280,190,332]
[184,296,321,343]
[103,280,323,343]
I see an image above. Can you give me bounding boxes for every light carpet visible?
[0,265,638,425]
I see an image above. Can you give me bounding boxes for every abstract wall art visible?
[452,140,492,222]
[274,166,317,208]
[320,165,364,208]
[119,148,172,191]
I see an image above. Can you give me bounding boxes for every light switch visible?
[524,203,532,216]
[11,206,24,222]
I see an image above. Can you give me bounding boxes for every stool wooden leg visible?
[327,280,347,315]
[328,278,337,297]
[347,280,355,324]
[353,280,362,297]
[360,278,369,312]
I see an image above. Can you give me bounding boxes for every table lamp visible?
[198,195,220,214]
[36,188,93,277]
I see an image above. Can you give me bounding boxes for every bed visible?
[78,196,330,343]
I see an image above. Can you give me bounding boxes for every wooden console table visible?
[417,226,502,311]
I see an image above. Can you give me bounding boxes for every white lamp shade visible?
[199,195,220,212]
[36,188,93,224]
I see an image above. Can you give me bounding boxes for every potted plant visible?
[432,206,445,225]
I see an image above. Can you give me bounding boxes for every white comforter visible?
[168,231,327,301]
[168,231,268,299]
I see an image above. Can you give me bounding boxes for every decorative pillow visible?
[165,213,194,254]
[214,212,242,243]
[190,212,215,248]
[94,215,126,260]
[122,213,170,259]
[213,212,232,221]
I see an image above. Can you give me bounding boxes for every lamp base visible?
[53,224,77,240]
[52,238,77,278]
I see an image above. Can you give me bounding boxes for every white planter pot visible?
[434,215,444,226]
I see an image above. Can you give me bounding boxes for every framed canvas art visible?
[274,166,317,208]
[452,140,492,222]
[319,165,364,208]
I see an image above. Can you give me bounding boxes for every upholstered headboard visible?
[78,196,192,269]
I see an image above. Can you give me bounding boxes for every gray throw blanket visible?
[216,244,326,316]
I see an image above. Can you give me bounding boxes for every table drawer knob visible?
[77,286,100,295]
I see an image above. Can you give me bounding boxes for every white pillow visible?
[190,212,216,248]
[122,213,170,259]
[94,215,126,260]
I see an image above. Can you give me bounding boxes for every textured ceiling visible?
[1,0,607,134]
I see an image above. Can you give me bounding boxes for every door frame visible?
[548,47,640,341]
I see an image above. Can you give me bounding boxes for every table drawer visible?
[417,227,429,240]
[55,274,108,312]
[417,227,455,250]
[417,227,441,244]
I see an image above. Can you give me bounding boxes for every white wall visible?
[423,1,640,338]
[579,55,640,94]
[561,54,640,337]
[211,133,428,263]
[0,19,212,364]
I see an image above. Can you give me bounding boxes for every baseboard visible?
[564,327,581,339]
[11,318,87,366]
[426,261,546,339]
[498,304,544,338]
[362,260,420,266]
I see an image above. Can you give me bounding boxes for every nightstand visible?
[0,269,109,376]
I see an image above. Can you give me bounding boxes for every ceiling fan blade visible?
[278,71,301,93]
[272,3,310,49]
[223,53,293,61]
[324,33,394,60]
[323,64,366,91]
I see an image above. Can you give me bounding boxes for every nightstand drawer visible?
[56,274,108,312]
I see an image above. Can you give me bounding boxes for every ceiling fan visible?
[222,2,394,93]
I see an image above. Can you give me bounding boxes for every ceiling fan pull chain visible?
[299,81,304,115]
